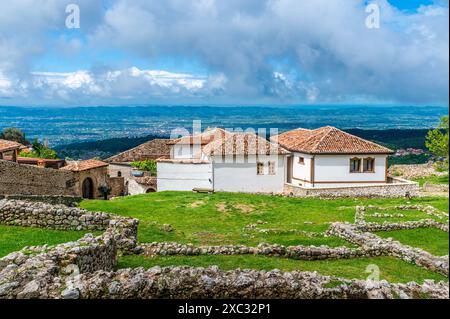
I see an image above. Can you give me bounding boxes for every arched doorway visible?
[82,178,94,199]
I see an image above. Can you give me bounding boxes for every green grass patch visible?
[376,228,449,256]
[413,174,449,187]
[0,225,100,257]
[118,254,447,284]
[81,192,448,248]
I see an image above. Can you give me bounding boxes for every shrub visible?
[131,160,157,175]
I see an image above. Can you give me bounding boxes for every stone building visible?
[105,139,171,194]
[61,159,111,199]
[0,139,25,163]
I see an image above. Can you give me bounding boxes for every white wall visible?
[213,155,286,194]
[127,179,154,195]
[291,153,314,187]
[313,154,387,188]
[172,144,204,159]
[157,162,213,191]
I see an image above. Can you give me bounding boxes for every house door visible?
[286,156,293,184]
[82,178,94,199]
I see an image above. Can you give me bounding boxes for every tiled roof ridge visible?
[106,138,170,162]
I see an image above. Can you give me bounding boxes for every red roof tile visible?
[105,139,171,163]
[0,139,25,153]
[273,126,394,154]
[203,132,289,156]
[61,159,109,172]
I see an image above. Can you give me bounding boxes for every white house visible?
[157,128,289,193]
[273,126,395,188]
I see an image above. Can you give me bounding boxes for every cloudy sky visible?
[0,0,448,106]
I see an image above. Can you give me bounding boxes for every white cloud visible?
[0,0,448,105]
[11,67,225,105]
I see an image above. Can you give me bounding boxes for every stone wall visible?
[0,199,138,251]
[0,232,117,299]
[0,194,82,207]
[0,159,79,196]
[109,177,125,197]
[423,183,449,193]
[389,163,446,179]
[137,242,380,260]
[327,222,449,276]
[1,199,448,299]
[285,178,419,198]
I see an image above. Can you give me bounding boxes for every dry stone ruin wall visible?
[0,199,448,299]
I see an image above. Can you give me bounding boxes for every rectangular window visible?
[298,157,305,165]
[257,162,264,175]
[363,158,375,173]
[268,162,276,175]
[350,158,361,173]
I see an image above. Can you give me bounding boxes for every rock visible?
[17,280,40,299]
[161,224,174,232]
[61,288,80,299]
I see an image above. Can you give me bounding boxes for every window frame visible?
[257,162,265,175]
[268,161,276,175]
[298,157,305,165]
[363,157,375,173]
[349,157,362,173]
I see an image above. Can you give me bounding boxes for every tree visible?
[0,128,29,145]
[19,138,58,159]
[426,116,449,170]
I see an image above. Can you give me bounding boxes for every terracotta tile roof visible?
[61,159,109,172]
[203,132,289,156]
[273,126,394,155]
[135,176,157,187]
[0,139,25,152]
[105,139,171,163]
[167,128,231,145]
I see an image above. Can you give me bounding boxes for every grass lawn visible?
[0,225,100,257]
[80,192,449,283]
[414,174,449,187]
[118,254,447,284]
[376,228,449,257]
[81,192,448,248]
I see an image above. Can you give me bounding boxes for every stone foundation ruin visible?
[0,199,448,299]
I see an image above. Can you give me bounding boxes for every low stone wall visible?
[137,242,380,261]
[355,205,449,232]
[0,199,110,231]
[1,242,448,299]
[423,183,449,193]
[1,199,448,299]
[389,163,445,180]
[68,266,448,299]
[285,179,419,198]
[0,194,82,207]
[327,222,449,276]
[0,232,117,299]
[0,199,138,251]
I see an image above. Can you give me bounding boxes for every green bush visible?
[131,160,157,175]
[19,139,58,159]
